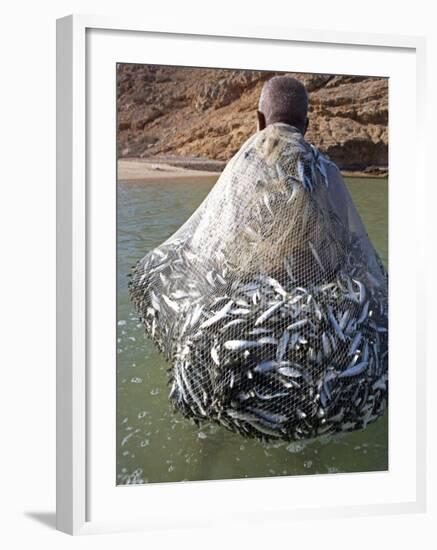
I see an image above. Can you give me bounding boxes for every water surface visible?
[116,176,388,485]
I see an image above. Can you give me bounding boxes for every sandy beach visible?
[118,158,387,184]
[118,159,221,184]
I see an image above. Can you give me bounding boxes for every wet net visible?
[129,123,388,442]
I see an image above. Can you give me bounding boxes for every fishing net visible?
[129,123,388,442]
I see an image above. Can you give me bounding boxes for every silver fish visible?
[224,340,260,351]
[286,319,308,331]
[246,421,282,438]
[254,360,291,374]
[216,272,227,285]
[357,301,370,325]
[200,300,233,329]
[278,366,303,378]
[352,278,366,305]
[180,365,206,415]
[348,332,362,356]
[258,336,278,345]
[339,309,350,330]
[338,361,369,378]
[255,301,284,326]
[221,318,245,331]
[308,241,324,271]
[149,290,161,312]
[248,407,288,424]
[249,328,273,335]
[327,306,346,341]
[372,377,387,391]
[254,389,289,401]
[276,330,290,361]
[322,332,331,356]
[263,276,288,298]
[162,295,179,313]
[231,308,251,315]
[211,346,220,366]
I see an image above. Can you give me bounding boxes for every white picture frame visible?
[56,14,427,535]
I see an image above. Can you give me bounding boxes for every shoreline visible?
[118,158,388,184]
[117,159,221,184]
[340,170,388,179]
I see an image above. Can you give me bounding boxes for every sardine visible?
[255,301,284,326]
[224,340,260,351]
[322,332,331,356]
[258,336,278,345]
[338,361,369,378]
[162,295,179,313]
[309,241,324,271]
[278,366,303,378]
[200,300,233,329]
[276,330,290,361]
[286,319,308,331]
[348,332,362,356]
[357,301,370,325]
[211,346,220,366]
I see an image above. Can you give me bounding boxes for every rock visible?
[117,64,388,171]
[118,120,131,131]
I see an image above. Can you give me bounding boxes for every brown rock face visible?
[117,64,388,172]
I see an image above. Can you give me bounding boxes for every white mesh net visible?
[129,123,388,442]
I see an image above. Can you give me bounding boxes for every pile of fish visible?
[129,234,388,441]
[129,123,388,442]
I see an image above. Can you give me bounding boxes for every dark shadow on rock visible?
[25,511,56,530]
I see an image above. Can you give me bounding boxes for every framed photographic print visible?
[56,15,427,535]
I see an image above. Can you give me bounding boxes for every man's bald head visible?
[258,76,309,133]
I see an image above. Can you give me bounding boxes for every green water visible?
[116,177,388,485]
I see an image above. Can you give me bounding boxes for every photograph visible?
[0,0,430,543]
[116,64,389,485]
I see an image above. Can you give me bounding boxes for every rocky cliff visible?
[117,64,388,173]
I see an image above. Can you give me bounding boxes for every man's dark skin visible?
[257,76,309,136]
